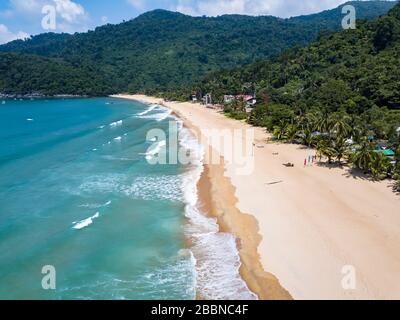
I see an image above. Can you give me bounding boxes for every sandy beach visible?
[113,94,400,300]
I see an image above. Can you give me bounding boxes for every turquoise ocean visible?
[0,97,255,300]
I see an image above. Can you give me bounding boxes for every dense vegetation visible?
[0,1,397,96]
[196,3,400,189]
[0,52,111,96]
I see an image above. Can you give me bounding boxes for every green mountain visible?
[0,1,397,96]
[196,3,400,143]
[197,2,400,109]
[195,3,400,184]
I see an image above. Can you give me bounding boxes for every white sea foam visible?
[26,118,34,121]
[60,250,196,299]
[121,176,182,201]
[179,126,257,300]
[137,104,158,116]
[78,174,183,202]
[102,155,136,161]
[72,212,100,230]
[109,120,123,127]
[145,140,166,160]
[114,136,122,141]
[134,249,197,299]
[79,200,112,209]
[137,105,172,122]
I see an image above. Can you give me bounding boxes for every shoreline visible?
[113,94,400,300]
[177,107,291,299]
[197,157,292,299]
[113,94,290,299]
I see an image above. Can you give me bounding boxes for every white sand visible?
[114,94,400,300]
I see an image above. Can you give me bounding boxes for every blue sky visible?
[0,0,355,44]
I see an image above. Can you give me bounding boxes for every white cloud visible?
[0,24,29,44]
[9,0,43,13]
[51,0,89,32]
[127,0,145,10]
[54,0,85,23]
[175,0,348,18]
[1,0,89,34]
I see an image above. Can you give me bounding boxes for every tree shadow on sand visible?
[315,161,345,170]
[342,167,378,182]
[316,161,378,182]
[389,181,400,195]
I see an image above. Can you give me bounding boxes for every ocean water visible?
[0,97,255,300]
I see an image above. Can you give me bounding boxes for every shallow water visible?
[0,97,255,300]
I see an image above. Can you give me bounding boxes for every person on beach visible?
[304,158,307,167]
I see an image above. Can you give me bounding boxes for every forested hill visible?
[197,3,400,187]
[0,1,397,96]
[290,0,398,28]
[196,2,400,110]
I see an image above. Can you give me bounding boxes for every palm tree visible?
[313,110,330,134]
[349,138,374,171]
[351,124,367,144]
[299,127,314,147]
[284,124,298,143]
[369,152,390,180]
[295,113,308,132]
[332,137,350,165]
[329,113,352,138]
[273,120,288,141]
[349,115,364,140]
[316,139,335,164]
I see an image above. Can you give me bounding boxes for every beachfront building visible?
[235,95,257,107]
[374,145,396,166]
[375,148,395,157]
[203,93,212,105]
[245,96,257,107]
[224,94,257,110]
[224,95,235,103]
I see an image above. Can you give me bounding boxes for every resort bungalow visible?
[236,95,257,107]
[224,94,257,108]
[223,95,235,103]
[376,149,396,157]
[374,145,396,160]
